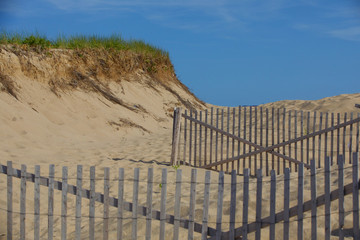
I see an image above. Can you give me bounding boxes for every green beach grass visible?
[0,32,169,59]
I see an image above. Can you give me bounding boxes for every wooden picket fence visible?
[171,107,360,176]
[2,153,360,239]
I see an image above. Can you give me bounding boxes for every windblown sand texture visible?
[0,45,359,239]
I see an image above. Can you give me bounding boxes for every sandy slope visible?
[0,45,359,239]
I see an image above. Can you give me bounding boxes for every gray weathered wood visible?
[324,156,331,240]
[215,108,219,167]
[331,113,334,165]
[221,109,224,171]
[255,169,262,240]
[89,166,95,240]
[324,113,329,167]
[277,108,281,172]
[34,165,40,240]
[249,107,253,174]
[201,171,211,240]
[337,114,340,165]
[146,168,154,240]
[271,108,275,172]
[199,111,202,166]
[20,164,26,240]
[242,169,250,240]
[210,108,213,165]
[318,112,323,167]
[343,113,347,162]
[171,108,182,165]
[173,169,182,240]
[282,108,286,173]
[243,107,247,170]
[266,108,269,175]
[194,111,198,167]
[357,114,360,153]
[237,106,241,173]
[61,166,68,240]
[188,169,197,239]
[132,168,140,240]
[311,160,317,240]
[306,112,310,165]
[189,110,193,166]
[117,168,124,240]
[204,109,208,166]
[103,167,110,240]
[183,110,188,165]
[48,164,55,240]
[227,107,230,172]
[297,163,304,240]
[283,168,290,240]
[352,152,360,239]
[260,107,263,170]
[254,107,258,173]
[288,111,292,172]
[75,165,83,240]
[232,108,236,172]
[312,112,317,163]
[300,111,304,164]
[216,171,224,240]
[159,168,167,240]
[229,170,237,240]
[269,170,276,240]
[294,110,298,172]
[7,161,13,240]
[349,113,353,163]
[338,155,344,240]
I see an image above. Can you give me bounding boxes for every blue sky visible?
[1,0,360,106]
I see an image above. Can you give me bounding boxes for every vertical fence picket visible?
[7,161,13,240]
[75,165,83,240]
[282,108,286,172]
[146,168,154,240]
[318,113,323,168]
[352,152,360,239]
[331,113,334,165]
[103,167,110,240]
[210,107,214,166]
[89,166,95,240]
[229,170,237,240]
[215,108,219,170]
[297,163,304,240]
[61,166,68,240]
[221,109,224,171]
[199,111,202,166]
[325,156,331,240]
[266,108,269,175]
[312,112,317,163]
[242,169,250,240]
[132,168,140,240]
[48,164,55,240]
[254,107,258,173]
[271,108,275,172]
[216,171,224,240]
[283,168,290,240]
[260,107,263,171]
[243,107,247,171]
[337,114,341,165]
[349,114,353,163]
[20,165,26,240]
[311,160,317,240]
[300,111,304,164]
[117,168,124,240]
[269,170,276,240]
[201,171,211,240]
[34,165,40,240]
[188,169,197,239]
[205,109,208,166]
[227,107,230,173]
[189,110,193,166]
[249,107,253,174]
[338,155,344,240]
[277,108,280,172]
[159,169,167,240]
[288,111,292,172]
[238,106,241,173]
[356,113,359,153]
[294,110,298,172]
[183,110,188,165]
[173,169,182,240]
[255,169,262,240]
[343,113,347,162]
[232,108,236,172]
[194,111,198,167]
[306,112,310,165]
[324,113,329,168]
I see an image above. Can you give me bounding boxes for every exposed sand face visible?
[0,45,359,239]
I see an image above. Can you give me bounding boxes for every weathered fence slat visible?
[103,167,110,240]
[242,169,250,240]
[117,168,124,240]
[20,165,26,240]
[61,166,68,240]
[34,165,40,240]
[269,170,276,240]
[229,170,237,240]
[132,168,140,240]
[173,169,182,240]
[171,108,182,165]
[338,155,344,240]
[283,168,290,240]
[159,168,167,240]
[146,168,154,240]
[201,171,211,240]
[255,169,262,240]
[48,164,55,240]
[89,166,95,240]
[324,156,331,240]
[311,160,317,240]
[75,165,83,240]
[194,111,198,167]
[297,163,304,240]
[215,171,224,240]
[188,169,197,239]
[7,161,13,240]
[352,152,360,239]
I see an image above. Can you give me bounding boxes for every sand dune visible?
[0,45,359,239]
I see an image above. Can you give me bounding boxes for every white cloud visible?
[327,26,360,41]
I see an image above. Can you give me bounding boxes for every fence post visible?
[352,152,360,239]
[7,161,13,240]
[171,108,182,165]
[20,164,27,240]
